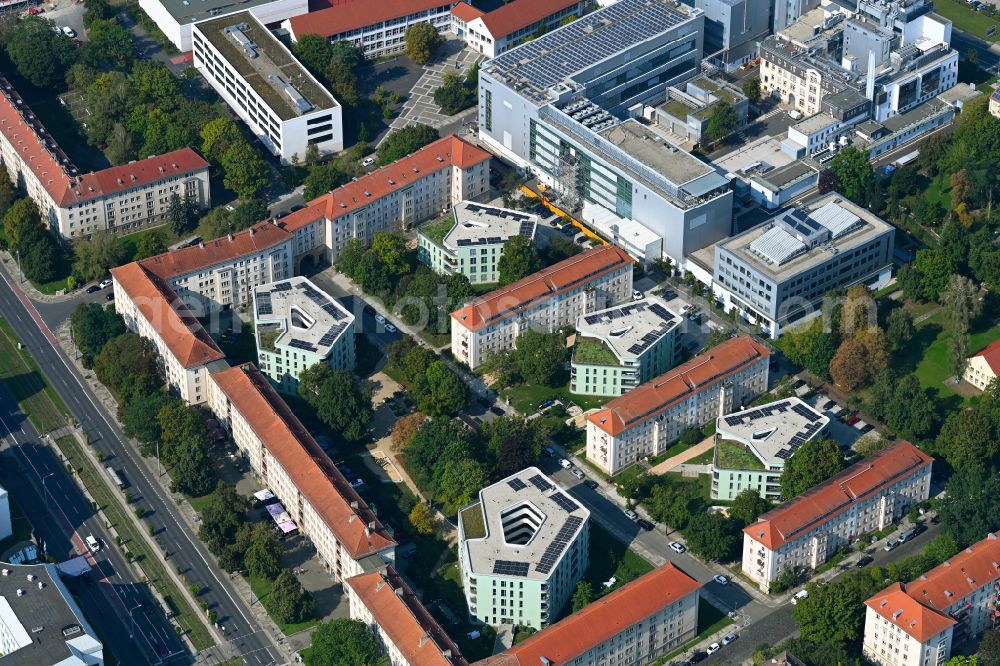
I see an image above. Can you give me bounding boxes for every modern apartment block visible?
[711,398,829,501]
[416,201,538,284]
[478,563,701,666]
[450,0,587,59]
[284,0,456,58]
[192,12,343,163]
[0,77,210,239]
[253,277,355,394]
[586,336,770,475]
[703,193,895,338]
[450,245,634,370]
[570,296,680,397]
[742,441,933,591]
[346,567,468,666]
[458,467,590,629]
[209,363,396,580]
[478,0,736,270]
[280,135,491,265]
[138,0,305,51]
[863,532,1000,666]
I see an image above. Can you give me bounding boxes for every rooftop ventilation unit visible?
[268,75,313,115]
[224,24,258,59]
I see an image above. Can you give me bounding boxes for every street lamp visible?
[41,473,54,506]
[15,249,22,283]
[156,440,161,477]
[128,604,143,640]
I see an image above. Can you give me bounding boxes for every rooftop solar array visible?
[485,0,693,104]
[465,203,534,222]
[724,400,792,427]
[318,322,347,347]
[748,201,868,267]
[810,201,863,238]
[581,299,678,357]
[508,478,528,491]
[493,560,530,577]
[551,492,580,513]
[535,516,583,574]
[273,282,291,292]
[288,339,317,352]
[256,291,272,317]
[528,474,553,492]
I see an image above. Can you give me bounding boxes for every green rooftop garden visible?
[662,98,693,120]
[419,215,456,247]
[460,503,486,539]
[258,326,280,352]
[573,337,620,366]
[715,439,765,471]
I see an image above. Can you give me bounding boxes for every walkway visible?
[648,437,715,474]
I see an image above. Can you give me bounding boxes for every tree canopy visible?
[404,23,443,65]
[298,365,373,443]
[497,235,542,286]
[70,302,125,367]
[780,438,844,499]
[377,125,439,165]
[6,17,77,88]
[305,618,386,666]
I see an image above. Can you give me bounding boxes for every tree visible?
[780,438,843,499]
[200,117,243,162]
[327,61,359,106]
[83,18,133,70]
[377,124,439,165]
[305,618,385,666]
[408,502,436,536]
[854,434,891,458]
[132,229,168,261]
[793,575,874,647]
[828,146,876,207]
[370,232,411,276]
[266,571,316,625]
[244,523,282,580]
[897,263,925,301]
[885,307,915,350]
[571,581,593,613]
[913,250,951,301]
[391,413,425,452]
[197,482,248,557]
[72,232,125,283]
[829,338,870,391]
[481,416,546,476]
[83,0,113,27]
[867,372,936,440]
[120,391,174,448]
[0,171,17,222]
[94,333,159,397]
[729,488,771,526]
[6,17,77,88]
[951,169,972,207]
[704,101,739,144]
[540,234,582,266]
[438,459,486,509]
[3,198,42,251]
[303,156,359,200]
[742,77,762,103]
[421,360,468,416]
[946,657,979,666]
[404,23,443,65]
[856,326,890,377]
[777,319,836,379]
[433,71,475,115]
[935,407,1000,471]
[497,235,542,286]
[222,141,269,199]
[511,329,569,386]
[166,193,196,235]
[978,629,1000,666]
[682,512,740,562]
[170,430,216,497]
[298,365,373,443]
[18,225,61,284]
[292,34,336,77]
[839,285,877,339]
[937,466,1000,547]
[70,302,126,367]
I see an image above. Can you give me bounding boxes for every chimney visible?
[249,227,255,237]
[365,526,371,537]
[350,501,359,509]
[199,241,205,249]
[228,233,234,241]
[349,514,356,523]
[376,580,386,592]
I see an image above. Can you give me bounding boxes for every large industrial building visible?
[192,12,343,163]
[458,468,590,630]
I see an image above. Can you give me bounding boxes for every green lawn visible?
[573,337,619,366]
[924,176,952,211]
[687,449,716,465]
[584,523,654,598]
[424,553,498,662]
[933,0,1000,40]
[500,382,610,415]
[249,575,319,635]
[459,504,486,539]
[0,317,72,433]
[715,440,763,471]
[418,215,455,247]
[117,226,181,263]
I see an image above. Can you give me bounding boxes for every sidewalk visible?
[0,251,78,304]
[649,437,714,474]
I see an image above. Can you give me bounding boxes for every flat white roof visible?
[253,277,353,357]
[716,397,829,467]
[447,201,537,248]
[576,296,679,362]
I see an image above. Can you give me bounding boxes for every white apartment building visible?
[450,0,586,59]
[964,339,1000,391]
[346,567,468,666]
[138,0,306,51]
[450,245,634,371]
[742,441,933,591]
[208,363,396,580]
[193,12,343,164]
[111,262,227,405]
[281,135,491,265]
[863,532,1000,666]
[284,0,455,58]
[478,563,702,666]
[0,77,210,239]
[586,336,771,475]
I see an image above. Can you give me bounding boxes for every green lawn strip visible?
[418,215,456,246]
[653,598,734,665]
[248,576,319,635]
[459,504,485,539]
[0,317,72,432]
[54,436,214,650]
[663,472,712,503]
[715,440,762,470]
[500,383,609,415]
[584,523,654,597]
[117,226,182,263]
[686,449,716,465]
[647,440,693,466]
[815,548,849,574]
[573,337,619,365]
[932,0,1000,40]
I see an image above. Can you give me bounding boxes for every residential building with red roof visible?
[346,567,468,666]
[476,563,702,666]
[209,363,396,578]
[742,441,933,591]
[284,0,456,57]
[450,245,634,370]
[0,76,210,240]
[963,338,1000,391]
[863,532,1000,666]
[586,336,770,475]
[450,0,587,58]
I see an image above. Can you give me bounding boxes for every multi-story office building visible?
[416,201,537,284]
[478,563,701,666]
[586,336,770,475]
[742,441,933,591]
[964,339,1000,391]
[284,0,456,58]
[450,0,587,59]
[458,467,590,629]
[711,398,829,501]
[477,0,736,270]
[450,245,634,370]
[346,567,468,666]
[695,0,770,71]
[0,563,104,664]
[705,193,895,338]
[138,0,305,51]
[654,76,750,145]
[863,532,1000,666]
[209,363,396,580]
[192,12,343,163]
[0,77,210,239]
[281,135,491,265]
[773,0,819,31]
[252,277,355,394]
[571,296,680,397]
[111,262,227,405]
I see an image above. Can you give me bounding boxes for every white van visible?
[791,589,808,605]
[85,535,100,552]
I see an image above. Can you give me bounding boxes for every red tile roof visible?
[110,263,225,369]
[745,441,933,550]
[292,136,490,227]
[139,221,292,280]
[0,76,207,208]
[587,336,770,436]
[476,564,702,666]
[971,339,1000,375]
[288,0,456,39]
[478,0,581,39]
[346,567,468,666]
[451,1,485,22]
[865,583,956,643]
[904,532,1000,615]
[451,245,633,333]
[211,364,395,559]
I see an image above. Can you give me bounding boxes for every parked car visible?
[105,293,115,301]
[571,468,584,480]
[706,643,721,655]
[898,528,916,543]
[583,479,599,490]
[792,589,809,604]
[722,633,738,646]
[543,446,556,457]
[362,157,376,167]
[374,314,386,323]
[689,651,707,663]
[632,290,643,301]
[714,575,729,585]
[98,278,113,289]
[669,541,686,554]
[636,518,654,531]
[490,406,505,416]
[884,539,900,552]
[61,26,76,37]
[624,509,638,521]
[856,556,874,568]
[845,415,860,425]
[558,458,572,469]
[385,323,397,333]
[86,284,100,294]
[911,523,926,537]
[26,6,42,14]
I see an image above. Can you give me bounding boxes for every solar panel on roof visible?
[256,292,273,316]
[508,478,527,491]
[551,493,579,513]
[493,560,530,577]
[528,474,553,492]
[534,515,583,574]
[288,339,317,352]
[792,403,821,422]
[274,282,291,292]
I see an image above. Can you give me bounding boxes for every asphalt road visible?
[0,272,283,665]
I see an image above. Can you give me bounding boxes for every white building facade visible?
[138,0,306,51]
